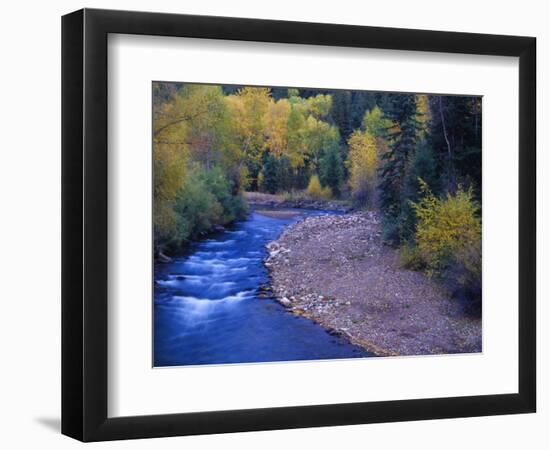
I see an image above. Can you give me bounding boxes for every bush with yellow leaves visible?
[411,179,481,294]
[306,174,332,200]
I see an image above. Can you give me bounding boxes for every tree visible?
[302,116,340,169]
[277,155,293,192]
[261,153,279,194]
[319,145,344,196]
[264,99,290,158]
[399,141,438,241]
[152,83,249,251]
[349,91,377,132]
[331,90,352,141]
[226,87,271,189]
[363,105,391,137]
[287,88,300,98]
[306,174,331,199]
[415,94,431,139]
[346,130,378,208]
[306,94,332,119]
[286,103,307,168]
[428,95,482,194]
[379,94,419,243]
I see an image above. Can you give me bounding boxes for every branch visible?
[153,107,211,138]
[438,96,452,160]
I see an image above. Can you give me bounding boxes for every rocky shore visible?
[244,191,351,212]
[263,211,482,356]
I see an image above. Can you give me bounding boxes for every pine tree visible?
[427,95,482,194]
[379,94,419,243]
[262,154,279,194]
[399,140,438,242]
[331,91,352,141]
[319,145,344,196]
[277,155,293,192]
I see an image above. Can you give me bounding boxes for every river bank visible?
[265,211,482,356]
[244,191,352,212]
[156,191,349,263]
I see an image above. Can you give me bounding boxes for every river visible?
[154,209,370,366]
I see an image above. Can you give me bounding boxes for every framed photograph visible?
[62,8,536,441]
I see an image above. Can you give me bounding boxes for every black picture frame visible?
[62,8,536,442]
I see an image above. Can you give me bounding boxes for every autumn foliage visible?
[306,175,332,200]
[411,179,481,294]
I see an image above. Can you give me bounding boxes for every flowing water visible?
[154,210,370,366]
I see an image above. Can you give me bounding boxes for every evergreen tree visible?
[277,155,293,192]
[379,94,419,243]
[319,145,344,196]
[349,91,377,131]
[262,154,279,194]
[428,95,482,194]
[399,140,438,242]
[331,91,352,141]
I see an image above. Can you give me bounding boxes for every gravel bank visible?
[244,191,351,212]
[264,211,481,356]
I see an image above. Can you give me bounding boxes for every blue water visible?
[154,210,370,367]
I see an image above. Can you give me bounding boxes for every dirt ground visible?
[264,211,482,356]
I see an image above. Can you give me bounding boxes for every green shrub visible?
[399,244,425,271]
[200,167,247,223]
[159,166,247,251]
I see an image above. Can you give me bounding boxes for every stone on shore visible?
[279,297,292,308]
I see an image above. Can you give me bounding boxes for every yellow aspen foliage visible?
[302,116,340,169]
[306,94,333,119]
[346,130,378,207]
[153,88,192,241]
[226,87,271,168]
[306,174,332,200]
[286,104,307,169]
[411,179,481,278]
[264,94,338,170]
[415,94,431,139]
[363,106,391,137]
[321,186,333,200]
[306,174,323,197]
[264,99,290,158]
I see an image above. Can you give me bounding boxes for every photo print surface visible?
[153,82,482,367]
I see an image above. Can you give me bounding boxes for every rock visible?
[157,251,172,263]
[279,297,292,308]
[257,284,274,299]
